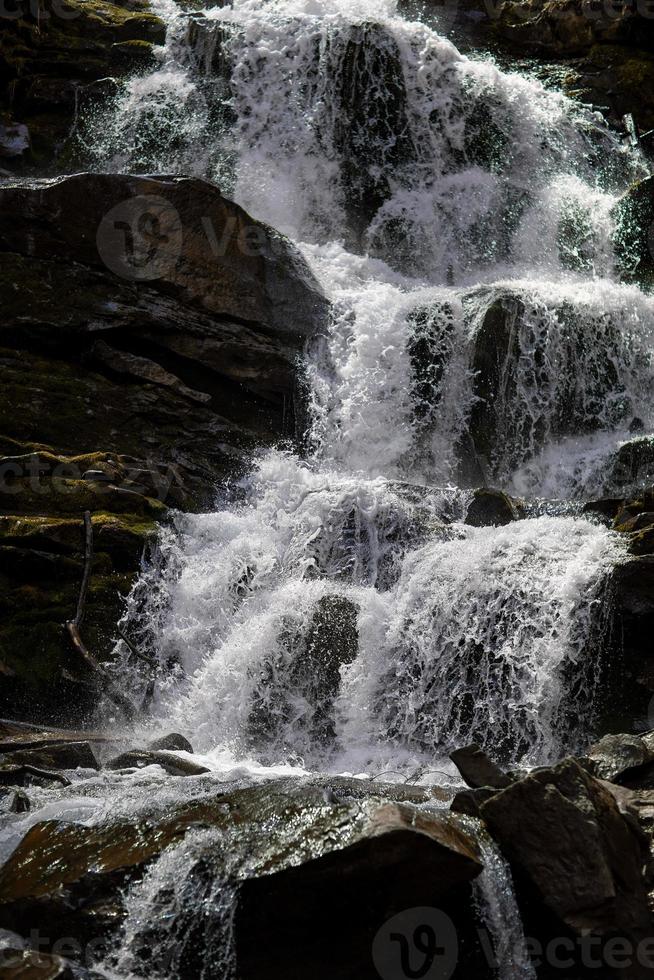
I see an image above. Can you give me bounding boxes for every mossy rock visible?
[0,0,165,168]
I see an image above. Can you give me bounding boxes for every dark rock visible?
[458,286,640,483]
[9,790,30,814]
[331,23,415,251]
[249,596,359,754]
[104,750,209,777]
[0,778,482,971]
[582,496,626,522]
[0,742,99,772]
[0,765,70,788]
[0,949,74,979]
[587,733,654,783]
[480,759,652,960]
[604,552,654,728]
[0,173,328,723]
[463,292,523,479]
[464,489,524,528]
[450,786,498,818]
[449,0,654,131]
[450,744,513,789]
[148,733,194,754]
[0,173,328,341]
[613,176,654,292]
[0,0,166,170]
[0,719,116,754]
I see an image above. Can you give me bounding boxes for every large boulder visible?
[0,173,328,342]
[480,759,653,976]
[464,488,524,527]
[0,173,329,722]
[450,743,513,789]
[588,732,654,786]
[0,777,483,978]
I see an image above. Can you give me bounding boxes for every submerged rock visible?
[249,595,360,755]
[0,948,75,979]
[0,742,99,772]
[331,22,415,250]
[613,177,654,292]
[464,489,524,528]
[104,750,209,777]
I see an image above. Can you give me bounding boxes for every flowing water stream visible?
[11,0,654,975]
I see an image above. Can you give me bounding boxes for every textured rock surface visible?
[0,0,165,170]
[0,172,328,722]
[438,0,654,133]
[480,759,654,978]
[0,778,481,975]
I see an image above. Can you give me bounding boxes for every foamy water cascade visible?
[95,0,650,771]
[16,0,654,975]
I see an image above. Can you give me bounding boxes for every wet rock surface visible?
[0,172,328,722]
[450,744,514,788]
[440,0,654,133]
[0,777,480,976]
[0,0,165,171]
[464,489,524,527]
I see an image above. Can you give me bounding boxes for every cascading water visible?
[18,0,654,976]
[94,0,649,775]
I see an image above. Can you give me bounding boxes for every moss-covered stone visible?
[0,0,165,168]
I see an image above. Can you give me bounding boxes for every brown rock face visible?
[481,759,653,976]
[0,172,329,723]
[0,778,483,978]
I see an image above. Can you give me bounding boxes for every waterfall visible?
[473,830,537,980]
[65,0,654,974]
[100,0,647,775]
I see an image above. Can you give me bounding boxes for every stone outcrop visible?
[588,732,654,786]
[249,595,360,754]
[613,176,654,292]
[434,0,654,134]
[465,488,525,527]
[0,777,482,978]
[477,758,654,979]
[0,0,165,170]
[450,743,514,788]
[0,172,328,722]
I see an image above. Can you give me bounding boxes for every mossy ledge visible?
[0,0,165,169]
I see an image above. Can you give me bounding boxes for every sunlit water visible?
[9,0,654,975]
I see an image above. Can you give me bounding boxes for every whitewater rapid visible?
[81,0,654,781]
